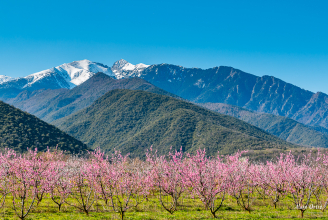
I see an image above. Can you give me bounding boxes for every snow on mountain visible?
[1,59,148,93]
[0,75,14,84]
[24,67,76,89]
[30,59,113,88]
[111,59,150,79]
[1,60,113,90]
[56,60,113,86]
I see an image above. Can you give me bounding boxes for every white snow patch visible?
[11,59,114,89]
[111,59,150,79]
[135,63,150,69]
[194,79,205,88]
[55,59,113,86]
[122,63,136,71]
[0,75,14,84]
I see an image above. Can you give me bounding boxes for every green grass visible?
[1,193,328,219]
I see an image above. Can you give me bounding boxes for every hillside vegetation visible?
[54,89,296,158]
[200,103,328,148]
[0,101,89,153]
[8,73,178,123]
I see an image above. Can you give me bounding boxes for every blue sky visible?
[0,0,327,93]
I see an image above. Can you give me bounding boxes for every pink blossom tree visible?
[48,160,72,211]
[7,149,40,220]
[32,150,61,206]
[225,152,257,213]
[108,152,150,220]
[254,153,293,208]
[147,148,186,214]
[0,149,14,209]
[184,149,228,218]
[308,151,328,212]
[86,149,112,206]
[286,152,320,218]
[64,157,97,215]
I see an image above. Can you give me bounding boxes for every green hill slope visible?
[0,101,89,153]
[199,103,328,148]
[9,73,178,123]
[54,89,296,158]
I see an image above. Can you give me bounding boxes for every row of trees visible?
[1,148,328,219]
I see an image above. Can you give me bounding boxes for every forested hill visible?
[54,89,296,158]
[8,72,178,123]
[0,101,89,153]
[200,103,328,148]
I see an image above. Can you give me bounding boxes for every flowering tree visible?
[226,152,257,213]
[48,160,72,211]
[7,150,39,220]
[311,152,326,212]
[109,152,150,220]
[147,148,186,214]
[0,149,14,210]
[286,152,320,218]
[32,150,60,206]
[183,149,228,218]
[87,149,112,206]
[254,153,293,208]
[65,157,97,215]
[3,147,328,219]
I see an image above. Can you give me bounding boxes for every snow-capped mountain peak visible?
[112,59,150,79]
[31,59,114,88]
[0,75,14,84]
[55,59,113,86]
[112,59,129,70]
[0,60,114,91]
[0,59,150,92]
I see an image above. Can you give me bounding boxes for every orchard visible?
[1,148,328,219]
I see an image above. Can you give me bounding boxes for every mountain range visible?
[1,59,328,154]
[0,59,149,99]
[2,59,327,130]
[135,64,328,130]
[3,72,325,149]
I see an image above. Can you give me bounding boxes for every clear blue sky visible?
[0,0,327,94]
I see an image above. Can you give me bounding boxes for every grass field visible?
[1,193,328,220]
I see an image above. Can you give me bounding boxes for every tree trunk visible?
[84,207,89,216]
[211,210,217,218]
[120,211,125,220]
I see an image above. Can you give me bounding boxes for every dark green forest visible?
[0,101,89,153]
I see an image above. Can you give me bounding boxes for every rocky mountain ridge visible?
[200,102,328,148]
[134,64,328,130]
[2,59,328,130]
